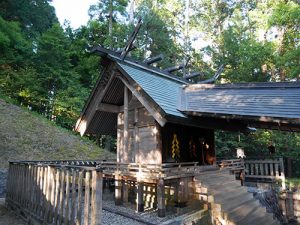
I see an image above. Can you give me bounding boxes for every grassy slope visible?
[0,99,115,169]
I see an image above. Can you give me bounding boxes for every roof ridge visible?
[91,46,188,84]
[183,81,300,90]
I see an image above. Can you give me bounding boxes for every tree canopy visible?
[0,0,299,155]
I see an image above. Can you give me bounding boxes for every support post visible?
[122,179,128,203]
[280,157,286,190]
[157,178,165,217]
[178,178,188,207]
[91,170,103,225]
[115,174,122,205]
[123,80,129,163]
[137,182,144,212]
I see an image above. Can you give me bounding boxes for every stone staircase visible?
[194,169,280,225]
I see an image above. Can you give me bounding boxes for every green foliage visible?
[0,0,299,157]
[0,0,58,39]
[219,26,274,82]
[216,130,300,159]
[0,16,31,67]
[269,1,300,80]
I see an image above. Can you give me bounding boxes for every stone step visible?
[194,169,279,225]
[214,189,254,207]
[226,200,268,223]
[236,210,278,225]
[199,178,239,187]
[194,172,233,180]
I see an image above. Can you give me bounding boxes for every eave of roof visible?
[179,82,300,126]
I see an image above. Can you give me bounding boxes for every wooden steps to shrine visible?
[194,169,280,225]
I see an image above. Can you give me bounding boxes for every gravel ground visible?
[102,209,145,225]
[0,198,151,225]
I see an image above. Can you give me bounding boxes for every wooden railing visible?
[244,158,286,189]
[97,161,199,181]
[6,162,103,225]
[218,158,286,189]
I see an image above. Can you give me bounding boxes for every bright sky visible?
[51,0,98,29]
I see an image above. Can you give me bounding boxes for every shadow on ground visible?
[0,198,25,225]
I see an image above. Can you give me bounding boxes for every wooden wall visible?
[117,96,162,164]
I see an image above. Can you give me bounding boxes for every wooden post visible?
[264,163,269,176]
[134,108,138,163]
[157,178,165,217]
[137,181,144,212]
[65,169,70,225]
[43,166,51,224]
[115,174,122,205]
[280,158,286,190]
[76,171,83,225]
[270,162,274,176]
[49,167,55,222]
[91,170,103,225]
[54,169,60,224]
[71,169,77,224]
[124,86,129,162]
[84,171,90,225]
[122,179,128,203]
[59,168,66,225]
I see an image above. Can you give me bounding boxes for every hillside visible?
[0,98,116,169]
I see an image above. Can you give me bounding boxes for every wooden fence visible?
[5,162,103,225]
[244,158,286,189]
[219,158,286,189]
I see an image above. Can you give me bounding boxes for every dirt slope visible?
[0,99,115,169]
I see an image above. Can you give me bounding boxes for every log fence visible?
[5,161,103,225]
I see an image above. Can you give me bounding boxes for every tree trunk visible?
[129,0,135,24]
[108,0,113,36]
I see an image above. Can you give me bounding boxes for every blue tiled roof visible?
[118,62,187,118]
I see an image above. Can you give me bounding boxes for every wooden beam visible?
[120,18,142,60]
[117,76,167,127]
[97,103,121,113]
[184,71,204,80]
[143,54,164,65]
[198,64,224,84]
[164,64,184,73]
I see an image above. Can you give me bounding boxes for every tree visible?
[88,0,128,47]
[0,0,58,39]
[34,23,73,119]
[269,0,300,81]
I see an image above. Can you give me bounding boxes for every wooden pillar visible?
[157,178,165,217]
[124,86,129,162]
[280,158,286,190]
[178,178,188,206]
[134,108,138,163]
[115,174,122,205]
[91,170,103,225]
[122,179,128,203]
[136,182,144,212]
[84,171,90,225]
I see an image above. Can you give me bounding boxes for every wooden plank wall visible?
[117,96,162,164]
[6,162,103,225]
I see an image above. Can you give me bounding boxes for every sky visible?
[51,0,98,29]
